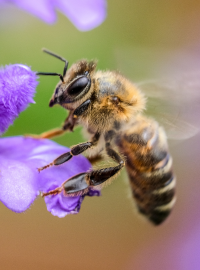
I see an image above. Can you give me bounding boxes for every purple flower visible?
[0,64,37,135]
[0,64,100,216]
[1,0,107,31]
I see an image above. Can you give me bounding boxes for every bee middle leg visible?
[38,132,101,172]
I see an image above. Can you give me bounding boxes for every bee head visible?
[49,71,91,107]
[37,49,96,108]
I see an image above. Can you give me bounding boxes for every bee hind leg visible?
[42,172,89,197]
[88,146,125,187]
[42,147,125,197]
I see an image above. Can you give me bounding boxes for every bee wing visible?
[136,72,200,140]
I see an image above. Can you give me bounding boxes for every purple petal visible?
[44,188,84,218]
[44,185,100,218]
[0,64,37,134]
[0,157,39,212]
[12,0,56,23]
[55,0,107,31]
[0,136,100,215]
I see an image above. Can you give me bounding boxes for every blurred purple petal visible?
[55,0,107,31]
[179,226,200,270]
[127,189,200,270]
[0,137,100,215]
[0,64,37,134]
[13,0,56,24]
[127,226,200,270]
[1,0,106,31]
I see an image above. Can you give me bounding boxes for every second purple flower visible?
[0,64,100,217]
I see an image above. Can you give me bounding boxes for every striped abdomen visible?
[117,116,176,225]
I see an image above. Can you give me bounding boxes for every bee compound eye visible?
[68,76,89,96]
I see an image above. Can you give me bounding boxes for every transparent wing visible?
[136,71,200,140]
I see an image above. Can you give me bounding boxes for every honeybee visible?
[35,49,200,225]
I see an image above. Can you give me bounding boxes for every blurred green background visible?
[1,0,200,269]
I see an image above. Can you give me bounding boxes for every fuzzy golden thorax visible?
[78,70,146,132]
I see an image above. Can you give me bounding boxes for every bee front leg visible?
[26,110,77,139]
[32,128,66,140]
[38,133,100,172]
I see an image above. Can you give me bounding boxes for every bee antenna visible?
[42,48,69,77]
[36,72,64,82]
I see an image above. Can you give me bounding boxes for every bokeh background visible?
[1,0,200,269]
